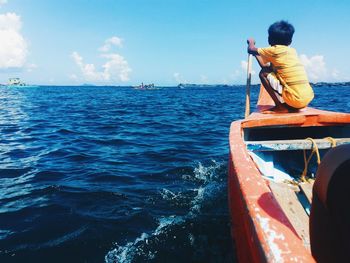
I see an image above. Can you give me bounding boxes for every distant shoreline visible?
[1,82,350,88]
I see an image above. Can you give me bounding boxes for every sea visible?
[0,84,349,263]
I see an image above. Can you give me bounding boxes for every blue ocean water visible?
[0,84,349,263]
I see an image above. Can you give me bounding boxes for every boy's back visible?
[258,45,314,109]
[247,20,314,111]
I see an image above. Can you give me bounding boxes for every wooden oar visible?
[245,54,253,118]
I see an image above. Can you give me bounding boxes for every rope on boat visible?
[324,136,337,147]
[300,137,337,182]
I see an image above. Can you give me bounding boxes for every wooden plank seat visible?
[246,138,350,151]
[269,181,310,249]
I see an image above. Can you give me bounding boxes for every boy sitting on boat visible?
[247,20,314,112]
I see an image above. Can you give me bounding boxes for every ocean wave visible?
[0,167,32,178]
[182,160,224,184]
[105,160,227,263]
[56,128,79,135]
[0,85,257,262]
[105,216,184,263]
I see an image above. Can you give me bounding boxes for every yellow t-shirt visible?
[257,45,314,109]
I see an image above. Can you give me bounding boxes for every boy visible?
[247,20,314,112]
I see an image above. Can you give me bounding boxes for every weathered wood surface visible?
[269,182,310,249]
[246,138,350,151]
[299,180,315,205]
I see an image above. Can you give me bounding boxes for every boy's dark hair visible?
[268,20,295,46]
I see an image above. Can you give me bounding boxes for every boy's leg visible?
[259,68,286,109]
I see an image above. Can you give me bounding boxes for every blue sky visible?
[0,0,349,86]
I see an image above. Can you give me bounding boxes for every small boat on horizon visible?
[6,78,38,88]
[228,83,350,261]
[133,83,158,90]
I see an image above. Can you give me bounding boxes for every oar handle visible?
[245,54,253,118]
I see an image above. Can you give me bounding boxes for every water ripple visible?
[0,85,348,262]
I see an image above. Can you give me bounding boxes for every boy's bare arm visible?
[247,38,270,69]
[255,55,270,69]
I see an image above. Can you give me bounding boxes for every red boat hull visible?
[228,87,350,262]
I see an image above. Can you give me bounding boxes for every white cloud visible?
[71,51,131,82]
[221,78,229,85]
[173,72,186,83]
[200,74,209,84]
[240,60,256,76]
[229,60,257,84]
[229,55,342,84]
[101,53,131,82]
[99,36,123,52]
[298,54,346,82]
[0,12,28,69]
[0,0,7,7]
[72,36,131,83]
[331,69,339,79]
[69,73,78,81]
[299,54,328,82]
[26,63,37,72]
[71,51,101,81]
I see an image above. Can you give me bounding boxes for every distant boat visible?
[6,78,38,88]
[133,83,158,90]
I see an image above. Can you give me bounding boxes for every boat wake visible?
[105,160,230,263]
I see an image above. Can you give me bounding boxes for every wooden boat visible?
[6,78,38,88]
[133,83,157,90]
[228,85,350,262]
